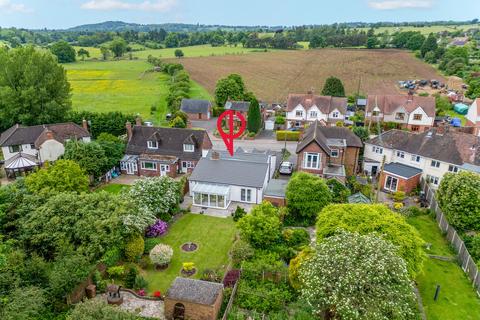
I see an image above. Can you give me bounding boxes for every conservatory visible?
[191,183,230,209]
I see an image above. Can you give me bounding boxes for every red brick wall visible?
[264,196,286,207]
[138,162,178,178]
[164,294,223,320]
[379,172,421,194]
[296,142,328,175]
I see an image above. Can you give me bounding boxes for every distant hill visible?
[68,21,281,33]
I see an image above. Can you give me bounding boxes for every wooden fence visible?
[421,179,480,297]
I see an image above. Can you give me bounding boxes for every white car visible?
[279,162,294,175]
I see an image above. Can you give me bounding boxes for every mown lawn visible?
[64,59,211,124]
[95,183,131,194]
[407,214,480,319]
[144,214,236,293]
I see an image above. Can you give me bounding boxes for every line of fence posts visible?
[421,179,480,297]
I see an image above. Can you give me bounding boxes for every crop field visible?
[64,59,211,123]
[173,48,446,102]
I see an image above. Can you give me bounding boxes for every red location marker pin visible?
[217,110,246,156]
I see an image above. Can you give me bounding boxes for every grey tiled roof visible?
[190,156,269,188]
[225,101,251,112]
[166,278,223,305]
[180,99,211,114]
[383,162,422,179]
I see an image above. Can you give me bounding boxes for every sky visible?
[0,0,479,29]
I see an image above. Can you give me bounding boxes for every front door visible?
[160,165,169,176]
[126,162,137,175]
[371,165,378,176]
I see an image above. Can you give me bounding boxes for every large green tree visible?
[63,140,109,178]
[214,73,247,107]
[237,201,282,248]
[247,96,262,133]
[437,171,480,231]
[96,133,126,171]
[109,37,128,58]
[420,33,438,57]
[25,160,89,194]
[316,204,425,277]
[299,231,418,319]
[0,46,71,130]
[50,40,76,63]
[321,76,345,97]
[286,172,332,224]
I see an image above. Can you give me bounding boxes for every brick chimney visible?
[82,119,88,132]
[45,129,54,140]
[211,151,219,160]
[126,121,132,141]
[135,116,142,126]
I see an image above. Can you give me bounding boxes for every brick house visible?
[286,92,347,129]
[180,99,212,121]
[225,100,251,117]
[164,277,223,320]
[120,122,212,177]
[379,162,422,194]
[296,120,363,181]
[365,94,435,132]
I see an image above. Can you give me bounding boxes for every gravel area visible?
[99,291,165,319]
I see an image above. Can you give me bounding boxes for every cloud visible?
[0,0,31,13]
[368,0,434,10]
[81,0,177,12]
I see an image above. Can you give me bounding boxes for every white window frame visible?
[427,174,439,185]
[183,144,195,152]
[396,151,405,158]
[332,111,339,118]
[182,161,194,169]
[141,161,157,171]
[411,154,421,162]
[160,164,170,172]
[395,112,405,120]
[147,141,158,149]
[303,152,320,169]
[431,160,440,168]
[309,111,317,118]
[240,188,252,202]
[384,175,399,192]
[8,145,22,153]
[448,165,459,173]
[330,149,339,158]
[295,110,303,117]
[372,146,383,154]
[413,114,423,121]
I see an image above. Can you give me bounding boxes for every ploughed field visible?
[173,48,446,102]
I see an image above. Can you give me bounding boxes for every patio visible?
[181,195,254,218]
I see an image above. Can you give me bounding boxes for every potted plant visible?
[149,244,173,270]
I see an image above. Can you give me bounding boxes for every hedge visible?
[276,131,300,141]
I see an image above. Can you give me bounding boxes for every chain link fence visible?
[421,179,480,296]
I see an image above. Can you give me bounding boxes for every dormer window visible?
[413,114,422,121]
[395,113,405,120]
[296,110,303,117]
[147,141,158,149]
[332,111,339,118]
[183,144,194,152]
[372,111,380,117]
[309,111,317,118]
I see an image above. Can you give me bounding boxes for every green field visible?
[408,214,480,320]
[360,24,479,35]
[73,44,275,60]
[144,214,236,293]
[64,59,211,124]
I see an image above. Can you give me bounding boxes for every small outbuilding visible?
[264,179,288,207]
[180,99,212,121]
[164,277,223,320]
[379,162,422,194]
[348,192,372,204]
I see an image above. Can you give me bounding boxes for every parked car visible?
[288,127,301,132]
[279,162,294,175]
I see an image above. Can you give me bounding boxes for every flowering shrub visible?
[137,289,146,296]
[146,220,168,237]
[153,290,162,298]
[182,262,195,272]
[299,231,418,319]
[149,244,173,266]
[128,177,181,221]
[124,234,145,262]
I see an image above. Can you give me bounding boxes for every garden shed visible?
[454,103,469,115]
[164,277,223,320]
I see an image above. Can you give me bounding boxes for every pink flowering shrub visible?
[146,220,168,237]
